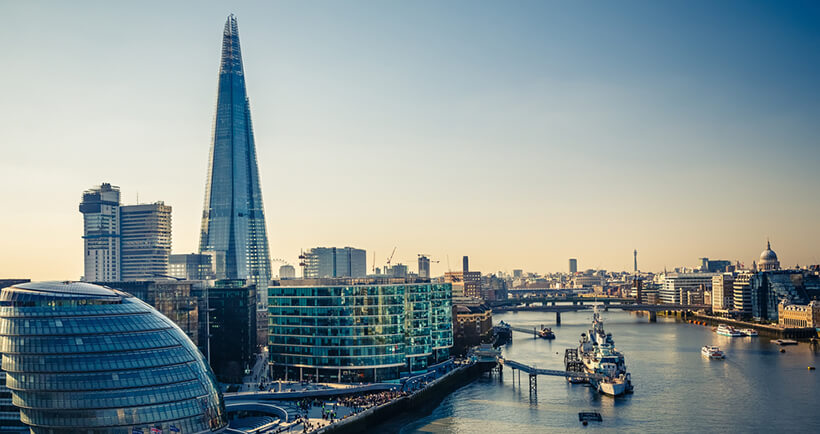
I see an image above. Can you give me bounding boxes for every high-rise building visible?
[0,281,227,433]
[733,271,753,316]
[79,183,121,282]
[712,273,735,312]
[208,280,257,384]
[445,271,482,298]
[303,247,367,278]
[169,253,217,280]
[633,250,637,273]
[120,202,172,280]
[569,258,578,274]
[199,15,272,303]
[418,255,431,279]
[462,256,469,272]
[387,263,408,278]
[278,264,296,279]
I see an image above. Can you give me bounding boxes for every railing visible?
[502,359,604,381]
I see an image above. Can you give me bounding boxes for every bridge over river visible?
[493,300,709,322]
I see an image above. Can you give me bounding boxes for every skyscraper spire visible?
[200,15,272,305]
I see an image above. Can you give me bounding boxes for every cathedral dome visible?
[759,241,780,271]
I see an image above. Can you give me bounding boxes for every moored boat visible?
[578,305,634,396]
[537,327,556,339]
[716,324,743,337]
[701,345,725,359]
[597,373,632,396]
[740,328,758,337]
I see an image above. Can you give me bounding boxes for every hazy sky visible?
[2,1,819,281]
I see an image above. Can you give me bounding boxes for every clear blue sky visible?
[1,1,819,280]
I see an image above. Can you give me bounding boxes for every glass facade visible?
[751,271,809,322]
[268,281,452,383]
[199,15,272,302]
[0,281,227,434]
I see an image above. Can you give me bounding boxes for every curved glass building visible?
[0,281,227,434]
[268,279,452,383]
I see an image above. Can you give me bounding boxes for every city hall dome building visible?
[0,281,227,434]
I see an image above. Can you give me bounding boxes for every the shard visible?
[200,15,271,304]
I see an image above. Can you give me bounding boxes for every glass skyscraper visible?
[0,281,227,434]
[200,15,272,303]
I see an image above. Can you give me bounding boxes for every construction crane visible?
[386,247,397,267]
[372,251,376,273]
[417,253,440,263]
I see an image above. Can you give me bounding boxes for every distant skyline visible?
[1,1,819,281]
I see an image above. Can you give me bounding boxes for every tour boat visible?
[701,345,725,359]
[716,324,742,337]
[740,328,758,337]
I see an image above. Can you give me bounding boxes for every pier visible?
[499,358,604,394]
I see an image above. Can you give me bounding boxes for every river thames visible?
[377,309,820,433]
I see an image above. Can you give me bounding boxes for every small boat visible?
[773,339,798,346]
[702,345,725,359]
[716,324,743,337]
[740,329,758,337]
[537,327,556,339]
[596,373,632,396]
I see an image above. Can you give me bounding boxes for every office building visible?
[452,299,493,356]
[633,250,637,273]
[79,183,121,282]
[0,368,25,433]
[659,273,716,304]
[0,281,227,433]
[386,263,408,278]
[733,271,753,316]
[462,256,469,272]
[199,15,272,300]
[778,301,820,328]
[278,264,296,279]
[569,258,577,274]
[120,202,172,280]
[712,273,734,312]
[700,258,732,273]
[208,280,257,384]
[170,253,218,280]
[303,247,367,278]
[418,255,431,279]
[445,271,482,298]
[750,270,809,322]
[104,280,205,357]
[268,278,452,382]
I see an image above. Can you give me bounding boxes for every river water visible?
[391,310,820,433]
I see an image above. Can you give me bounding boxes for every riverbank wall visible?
[316,362,491,434]
[689,312,816,340]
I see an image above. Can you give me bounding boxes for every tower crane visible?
[386,247,397,267]
[417,253,440,263]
